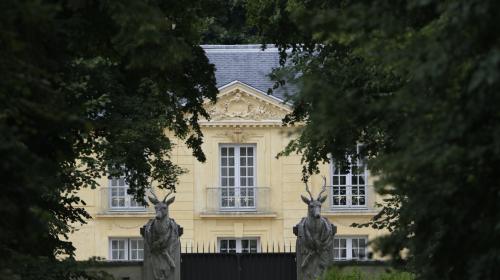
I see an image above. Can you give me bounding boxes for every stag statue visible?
[294,177,336,280]
[141,189,182,280]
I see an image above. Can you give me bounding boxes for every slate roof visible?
[202,45,290,101]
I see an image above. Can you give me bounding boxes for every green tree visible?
[0,0,218,278]
[201,0,259,44]
[248,0,500,279]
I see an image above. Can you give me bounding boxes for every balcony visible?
[201,187,275,218]
[97,187,154,216]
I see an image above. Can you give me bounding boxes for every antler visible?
[148,185,159,201]
[316,176,327,200]
[304,181,313,200]
[162,188,174,202]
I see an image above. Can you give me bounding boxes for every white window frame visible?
[108,176,146,211]
[109,238,128,261]
[217,237,260,253]
[333,236,368,261]
[109,238,144,261]
[330,156,368,209]
[129,238,144,261]
[219,144,257,211]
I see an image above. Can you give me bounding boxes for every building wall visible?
[68,82,386,260]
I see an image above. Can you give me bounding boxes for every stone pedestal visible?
[294,219,336,280]
[141,221,183,280]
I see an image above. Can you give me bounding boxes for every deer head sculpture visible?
[148,189,175,221]
[301,177,328,219]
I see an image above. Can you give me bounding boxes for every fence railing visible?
[320,185,376,212]
[181,252,297,280]
[180,241,296,254]
[204,187,272,214]
[99,187,154,214]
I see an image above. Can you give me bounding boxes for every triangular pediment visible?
[201,81,291,126]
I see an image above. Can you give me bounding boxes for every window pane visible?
[340,239,346,247]
[220,240,228,253]
[359,197,366,205]
[359,176,365,185]
[359,239,366,247]
[352,249,358,259]
[340,177,346,185]
[352,196,359,205]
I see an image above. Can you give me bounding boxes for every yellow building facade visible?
[69,45,385,262]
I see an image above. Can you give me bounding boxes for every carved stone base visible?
[141,222,183,280]
[294,218,337,280]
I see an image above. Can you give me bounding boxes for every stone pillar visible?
[294,221,336,280]
[141,193,183,280]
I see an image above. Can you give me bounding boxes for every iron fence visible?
[181,253,296,280]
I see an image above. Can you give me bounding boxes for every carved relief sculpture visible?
[294,177,336,280]
[141,190,182,280]
[205,89,287,121]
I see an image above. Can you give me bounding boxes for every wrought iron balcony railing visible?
[99,187,154,214]
[204,187,271,214]
[321,185,377,212]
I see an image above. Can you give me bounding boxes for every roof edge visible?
[202,44,279,53]
[218,80,286,103]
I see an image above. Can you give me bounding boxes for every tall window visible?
[334,236,368,260]
[331,157,367,208]
[218,238,259,253]
[220,145,256,210]
[109,238,144,261]
[109,176,144,210]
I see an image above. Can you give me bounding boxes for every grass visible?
[321,267,415,280]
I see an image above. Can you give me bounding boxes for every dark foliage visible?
[0,0,218,278]
[248,0,500,279]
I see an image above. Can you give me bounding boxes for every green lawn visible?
[321,267,415,280]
